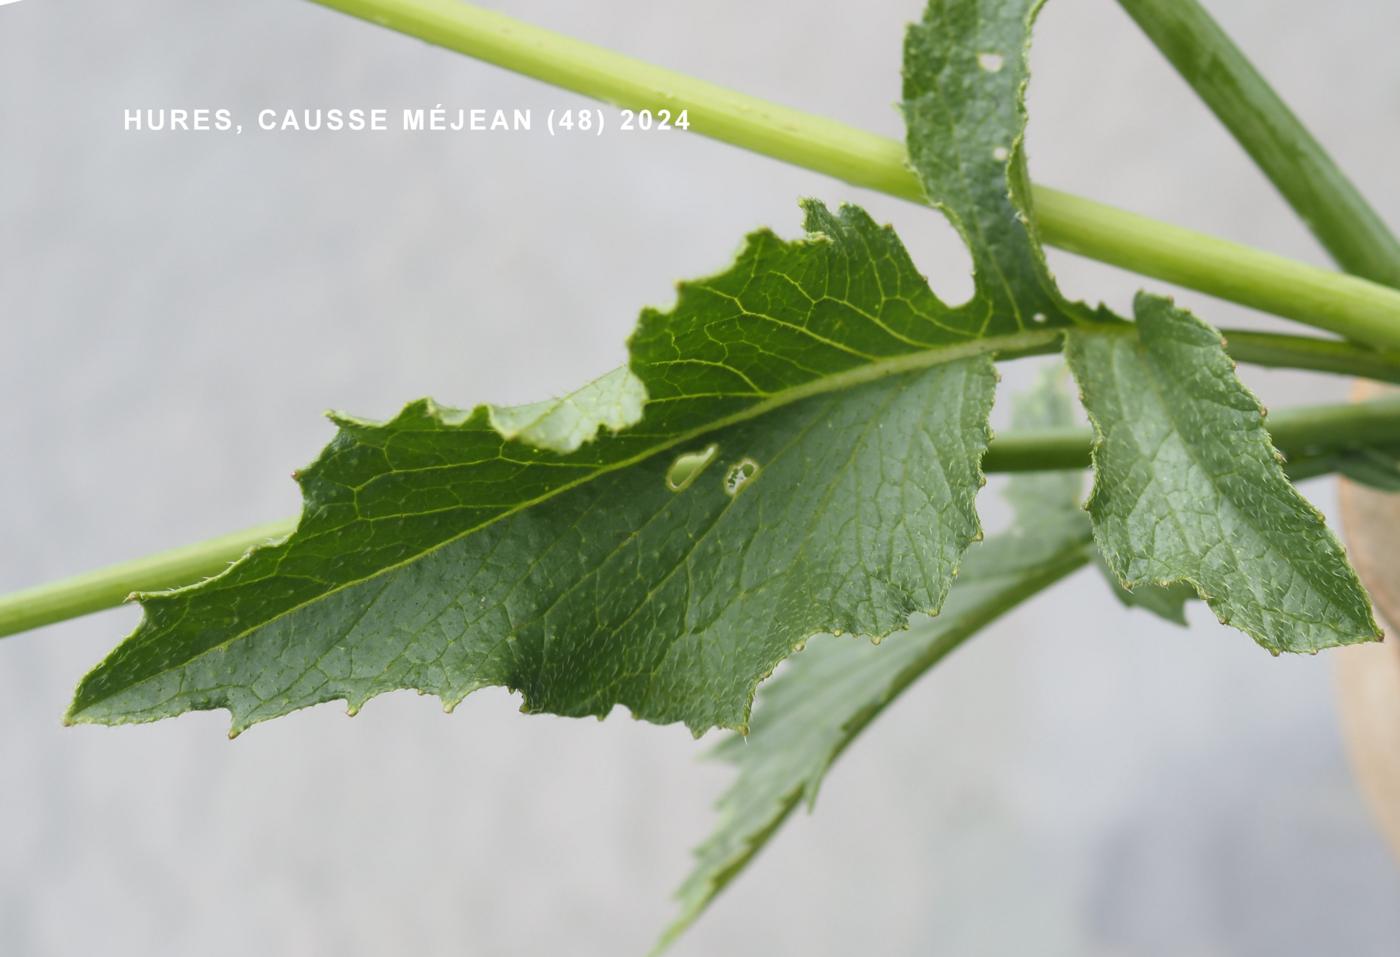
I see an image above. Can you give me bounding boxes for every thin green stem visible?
[6,396,1398,640]
[304,0,1400,348]
[1221,330,1400,385]
[981,427,1093,473]
[982,394,1400,473]
[1118,0,1400,288]
[0,521,295,640]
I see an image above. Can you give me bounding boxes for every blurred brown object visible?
[1336,380,1400,860]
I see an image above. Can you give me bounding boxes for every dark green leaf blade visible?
[70,203,1046,735]
[76,363,996,735]
[1065,293,1381,653]
[902,0,1083,330]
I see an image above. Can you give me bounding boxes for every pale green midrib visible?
[68,328,1058,716]
[304,0,1400,349]
[28,387,1400,653]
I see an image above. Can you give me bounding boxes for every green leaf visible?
[1064,294,1381,653]
[75,0,1079,736]
[69,202,1060,735]
[902,0,1085,331]
[656,368,1094,950]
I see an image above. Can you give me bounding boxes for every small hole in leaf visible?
[1032,312,1047,324]
[977,52,1005,72]
[991,146,1009,162]
[723,458,760,496]
[666,443,719,492]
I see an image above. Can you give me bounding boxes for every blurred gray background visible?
[3,1,1399,954]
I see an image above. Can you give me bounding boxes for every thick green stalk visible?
[303,0,1400,348]
[5,396,1398,639]
[1118,0,1400,288]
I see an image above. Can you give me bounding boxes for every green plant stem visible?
[989,324,1400,381]
[1117,0,1400,288]
[303,0,1400,349]
[0,521,295,640]
[1032,191,1400,348]
[1222,330,1400,384]
[982,394,1400,472]
[5,396,1397,640]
